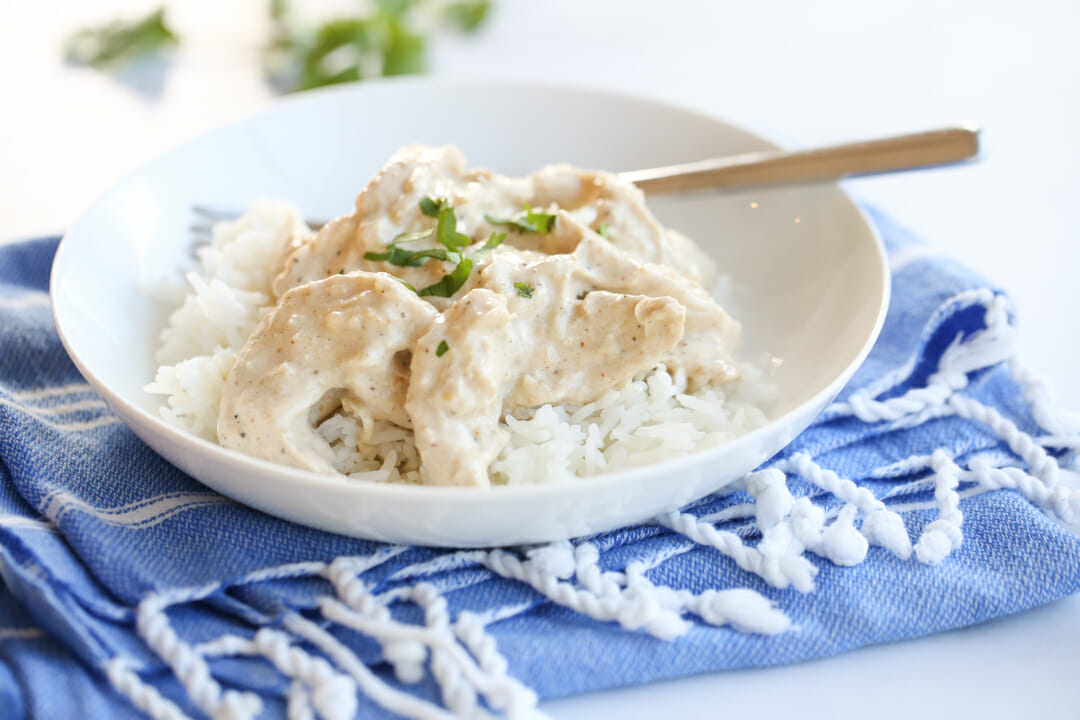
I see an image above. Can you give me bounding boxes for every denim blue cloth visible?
[0,208,1078,719]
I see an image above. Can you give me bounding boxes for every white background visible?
[3,1,1079,717]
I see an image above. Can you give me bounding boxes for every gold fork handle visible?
[619,126,981,195]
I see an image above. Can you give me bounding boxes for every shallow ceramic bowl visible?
[51,79,889,547]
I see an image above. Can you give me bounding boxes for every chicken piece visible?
[273,214,359,298]
[273,145,531,298]
[477,250,691,407]
[272,145,719,300]
[404,291,516,488]
[571,234,741,385]
[219,272,438,473]
[484,218,741,386]
[529,164,718,287]
[407,258,687,487]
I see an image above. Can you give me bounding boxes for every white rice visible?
[146,201,773,485]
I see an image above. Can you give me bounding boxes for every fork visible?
[191,125,979,238]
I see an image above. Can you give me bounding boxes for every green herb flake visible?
[418,256,473,298]
[485,203,558,235]
[444,0,492,33]
[339,268,346,274]
[597,223,611,239]
[392,227,434,244]
[65,7,178,69]
[381,16,426,76]
[393,277,417,293]
[475,231,506,254]
[365,245,454,267]
[514,282,534,299]
[366,201,487,299]
[436,206,473,250]
[419,196,445,218]
[436,339,450,357]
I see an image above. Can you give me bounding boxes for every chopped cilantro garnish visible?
[418,256,473,298]
[514,282,534,299]
[485,203,558,234]
[597,223,611,239]
[367,200,502,300]
[364,245,454,267]
[435,206,474,250]
[392,228,434,244]
[436,340,450,357]
[393,277,417,292]
[475,231,506,254]
[419,196,445,218]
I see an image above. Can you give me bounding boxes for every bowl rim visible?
[50,76,891,505]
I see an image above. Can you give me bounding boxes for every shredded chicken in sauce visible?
[218,145,743,486]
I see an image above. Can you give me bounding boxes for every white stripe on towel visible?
[41,490,232,529]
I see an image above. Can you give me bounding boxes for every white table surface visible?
[3,1,1078,717]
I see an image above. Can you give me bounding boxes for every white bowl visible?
[51,79,888,547]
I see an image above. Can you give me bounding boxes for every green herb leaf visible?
[444,0,492,33]
[381,16,426,76]
[524,204,558,233]
[392,227,434,244]
[436,339,450,357]
[514,282,534,299]
[294,17,379,90]
[364,245,454,267]
[474,231,506,254]
[64,7,178,69]
[436,206,473,250]
[376,0,419,15]
[393,277,417,292]
[418,256,473,298]
[486,203,558,234]
[597,223,611,239]
[419,196,444,218]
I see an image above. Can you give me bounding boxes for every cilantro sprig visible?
[485,203,557,234]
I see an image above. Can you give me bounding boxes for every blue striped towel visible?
[1,207,1079,719]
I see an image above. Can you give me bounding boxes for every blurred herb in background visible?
[64,7,178,68]
[64,1,492,92]
[266,0,490,91]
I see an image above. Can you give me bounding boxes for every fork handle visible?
[619,126,981,195]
